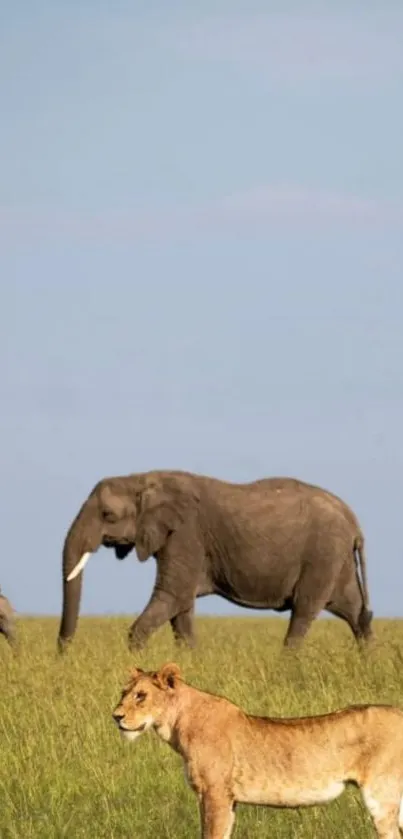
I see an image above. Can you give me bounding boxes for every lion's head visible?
[112,662,181,742]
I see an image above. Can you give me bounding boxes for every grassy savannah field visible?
[1,616,403,838]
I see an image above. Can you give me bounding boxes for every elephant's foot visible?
[357,608,374,642]
[173,633,196,649]
[57,636,73,655]
[127,628,149,652]
[283,634,304,651]
[127,637,145,653]
[8,638,18,656]
[170,607,195,648]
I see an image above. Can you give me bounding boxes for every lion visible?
[112,662,403,838]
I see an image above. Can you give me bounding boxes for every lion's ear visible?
[123,666,144,692]
[154,662,181,690]
[125,666,144,685]
[130,666,144,679]
[135,479,199,562]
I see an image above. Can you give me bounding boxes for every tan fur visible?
[113,663,403,839]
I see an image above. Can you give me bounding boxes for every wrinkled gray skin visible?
[58,470,373,654]
[0,586,16,649]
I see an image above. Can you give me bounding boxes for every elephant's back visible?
[252,477,362,535]
[163,471,362,539]
[199,474,362,542]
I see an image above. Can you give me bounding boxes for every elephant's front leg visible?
[170,605,195,647]
[0,619,17,652]
[128,592,185,651]
[128,530,203,652]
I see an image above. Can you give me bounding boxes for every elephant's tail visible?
[354,533,373,635]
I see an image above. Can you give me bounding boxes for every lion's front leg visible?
[200,792,235,839]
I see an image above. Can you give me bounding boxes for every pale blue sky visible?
[1,2,403,621]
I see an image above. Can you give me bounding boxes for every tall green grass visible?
[1,617,402,837]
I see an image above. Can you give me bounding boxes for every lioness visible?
[112,662,403,839]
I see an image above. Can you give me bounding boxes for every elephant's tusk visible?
[66,552,92,581]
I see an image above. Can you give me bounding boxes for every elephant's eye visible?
[102,510,117,523]
[135,691,147,703]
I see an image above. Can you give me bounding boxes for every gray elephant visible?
[58,470,373,654]
[0,586,16,649]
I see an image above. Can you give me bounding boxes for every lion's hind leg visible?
[399,795,403,834]
[363,784,402,839]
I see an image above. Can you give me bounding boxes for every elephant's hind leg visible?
[284,562,343,648]
[326,601,365,642]
[284,607,324,648]
[326,561,373,643]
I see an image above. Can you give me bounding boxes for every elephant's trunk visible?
[58,494,100,652]
[58,565,83,652]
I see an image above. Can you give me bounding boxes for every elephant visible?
[57,470,373,654]
[0,586,16,649]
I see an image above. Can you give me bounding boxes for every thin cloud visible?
[198,185,398,226]
[1,186,402,245]
[162,12,403,85]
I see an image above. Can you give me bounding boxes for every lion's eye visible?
[135,691,147,703]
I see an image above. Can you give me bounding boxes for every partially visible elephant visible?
[0,586,16,649]
[58,470,373,654]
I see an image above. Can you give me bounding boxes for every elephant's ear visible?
[135,480,200,562]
